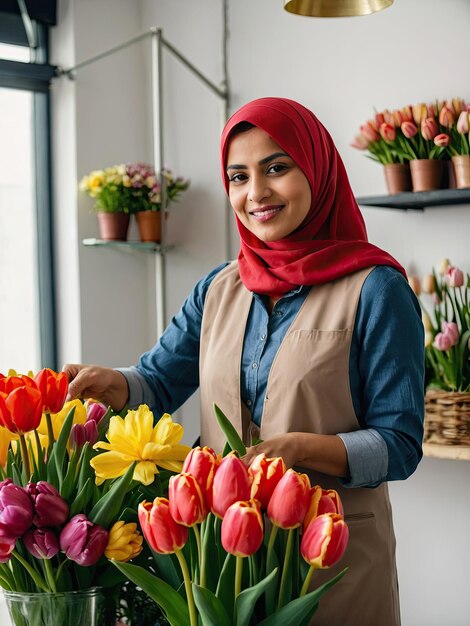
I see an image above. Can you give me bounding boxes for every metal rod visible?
[17,0,37,49]
[222,0,232,261]
[161,35,227,100]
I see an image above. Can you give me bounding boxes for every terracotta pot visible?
[409,159,444,192]
[96,212,130,241]
[383,163,412,195]
[135,210,161,242]
[451,155,470,189]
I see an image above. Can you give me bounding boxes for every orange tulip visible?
[408,276,421,296]
[34,368,68,414]
[303,486,344,530]
[169,472,208,527]
[138,498,188,554]
[249,453,286,509]
[379,123,396,142]
[301,513,349,570]
[438,105,454,129]
[267,468,310,529]
[211,453,251,519]
[182,446,218,508]
[0,376,42,434]
[221,499,264,557]
[422,274,436,294]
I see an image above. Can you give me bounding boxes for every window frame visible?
[0,14,57,369]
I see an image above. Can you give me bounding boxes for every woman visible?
[64,97,424,626]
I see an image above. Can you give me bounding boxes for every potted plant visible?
[79,165,133,241]
[408,259,470,446]
[447,107,470,189]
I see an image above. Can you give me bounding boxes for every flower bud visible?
[421,117,438,141]
[23,528,59,559]
[85,400,108,424]
[267,469,310,529]
[456,111,470,135]
[437,258,450,276]
[60,514,108,566]
[71,420,98,449]
[0,378,43,435]
[422,274,436,294]
[438,105,454,129]
[138,498,188,554]
[182,446,218,509]
[412,103,427,125]
[433,332,452,351]
[360,122,379,143]
[248,453,286,509]
[104,521,143,562]
[350,134,369,150]
[401,121,418,139]
[26,481,69,528]
[441,321,459,347]
[169,473,208,527]
[301,513,349,570]
[0,479,34,539]
[434,133,450,148]
[446,266,465,288]
[34,368,68,415]
[379,123,396,142]
[392,110,403,128]
[408,276,421,296]
[211,453,251,519]
[303,486,344,531]
[221,500,264,557]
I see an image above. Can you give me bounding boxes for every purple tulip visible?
[23,527,59,559]
[26,482,69,528]
[86,400,107,424]
[60,514,109,566]
[0,479,34,539]
[71,421,98,449]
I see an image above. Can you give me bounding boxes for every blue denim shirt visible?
[119,264,424,488]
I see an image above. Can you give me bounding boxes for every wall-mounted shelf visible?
[423,442,470,461]
[82,238,164,252]
[356,188,470,211]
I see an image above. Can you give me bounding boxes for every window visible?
[0,11,56,373]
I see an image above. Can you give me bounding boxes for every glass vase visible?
[3,587,108,626]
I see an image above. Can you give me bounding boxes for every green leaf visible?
[88,462,136,527]
[111,560,190,626]
[76,442,93,492]
[151,550,183,590]
[48,406,76,488]
[69,477,93,517]
[216,552,236,615]
[213,403,246,457]
[193,583,231,626]
[201,513,218,592]
[256,568,348,626]
[236,567,278,626]
[60,447,79,500]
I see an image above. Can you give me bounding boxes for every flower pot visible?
[3,588,109,626]
[135,210,162,243]
[451,155,470,189]
[383,163,412,195]
[409,159,444,192]
[96,212,130,241]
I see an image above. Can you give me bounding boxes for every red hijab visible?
[220,97,405,296]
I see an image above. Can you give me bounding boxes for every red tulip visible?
[0,376,42,434]
[182,446,218,508]
[379,123,396,142]
[138,498,188,554]
[248,453,286,509]
[221,500,263,557]
[421,117,438,141]
[434,133,450,148]
[267,469,310,529]
[301,513,349,569]
[303,486,344,530]
[210,453,251,519]
[169,473,208,527]
[401,121,418,139]
[34,368,68,414]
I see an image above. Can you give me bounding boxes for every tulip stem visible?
[18,434,31,480]
[300,564,316,596]
[277,528,295,609]
[192,524,203,586]
[175,549,197,626]
[45,412,55,458]
[235,555,243,600]
[12,551,49,593]
[43,558,57,592]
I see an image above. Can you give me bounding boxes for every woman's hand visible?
[62,364,129,412]
[242,433,302,469]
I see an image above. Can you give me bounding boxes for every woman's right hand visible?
[62,364,129,412]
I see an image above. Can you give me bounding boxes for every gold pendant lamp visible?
[284,0,394,17]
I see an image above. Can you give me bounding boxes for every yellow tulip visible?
[0,425,17,468]
[422,312,433,332]
[91,405,191,486]
[104,521,143,562]
[36,399,87,452]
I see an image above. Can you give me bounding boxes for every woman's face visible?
[226,127,312,242]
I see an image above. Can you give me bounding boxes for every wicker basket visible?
[424,389,470,446]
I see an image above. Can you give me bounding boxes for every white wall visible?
[47,1,470,625]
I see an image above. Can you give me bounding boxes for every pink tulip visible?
[350,134,369,150]
[456,111,469,134]
[303,486,344,530]
[169,472,208,527]
[248,453,286,509]
[26,481,69,528]
[379,123,396,142]
[401,121,418,139]
[446,266,465,287]
[421,117,438,141]
[182,446,218,509]
[85,400,108,424]
[439,105,454,129]
[441,321,459,347]
[60,514,108,566]
[267,469,310,529]
[301,513,349,570]
[433,332,452,351]
[374,112,385,128]
[360,122,379,143]
[221,499,264,557]
[211,453,251,519]
[71,420,98,449]
[138,498,188,554]
[434,133,450,147]
[383,109,394,126]
[23,528,59,559]
[0,479,34,540]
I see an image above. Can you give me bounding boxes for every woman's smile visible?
[249,204,285,222]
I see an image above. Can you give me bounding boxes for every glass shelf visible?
[356,188,470,211]
[423,443,470,461]
[82,238,164,252]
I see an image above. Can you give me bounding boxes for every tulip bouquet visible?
[112,406,349,626]
[79,163,190,214]
[0,368,191,626]
[408,259,470,392]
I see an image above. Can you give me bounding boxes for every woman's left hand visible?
[242,433,302,469]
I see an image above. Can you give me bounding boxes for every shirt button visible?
[252,362,258,369]
[246,399,252,407]
[261,334,267,340]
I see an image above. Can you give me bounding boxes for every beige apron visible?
[199,262,400,626]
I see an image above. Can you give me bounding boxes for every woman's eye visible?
[228,173,247,183]
[267,163,288,174]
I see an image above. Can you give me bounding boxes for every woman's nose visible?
[248,175,271,203]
